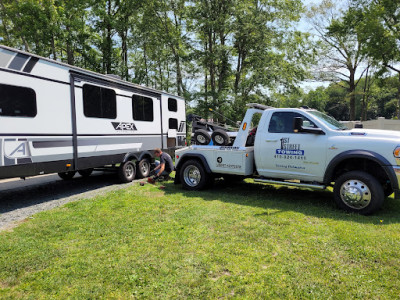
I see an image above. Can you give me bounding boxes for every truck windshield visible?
[308,111,348,130]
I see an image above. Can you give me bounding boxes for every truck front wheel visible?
[180,160,209,190]
[334,171,384,215]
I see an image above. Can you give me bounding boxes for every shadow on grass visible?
[0,172,121,214]
[162,178,400,225]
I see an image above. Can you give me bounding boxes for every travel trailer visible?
[0,45,186,182]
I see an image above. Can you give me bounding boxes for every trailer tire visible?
[118,161,136,183]
[58,171,76,180]
[194,129,211,145]
[212,130,230,146]
[78,168,93,177]
[334,171,384,215]
[137,158,151,178]
[180,160,209,190]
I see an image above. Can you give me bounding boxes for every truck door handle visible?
[265,139,278,142]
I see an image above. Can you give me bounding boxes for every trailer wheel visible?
[118,161,136,183]
[334,171,384,215]
[212,130,230,146]
[180,160,209,190]
[58,171,76,180]
[137,158,151,178]
[194,129,211,145]
[78,168,93,177]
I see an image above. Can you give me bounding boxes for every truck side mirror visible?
[293,117,303,133]
[293,117,325,135]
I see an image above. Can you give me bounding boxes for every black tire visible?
[137,158,151,178]
[118,161,136,183]
[211,130,230,146]
[58,171,76,180]
[78,168,93,177]
[333,171,384,215]
[180,160,210,190]
[194,129,211,145]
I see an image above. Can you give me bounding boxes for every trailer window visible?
[83,84,116,119]
[132,95,153,121]
[168,98,177,112]
[0,83,36,117]
[169,118,178,129]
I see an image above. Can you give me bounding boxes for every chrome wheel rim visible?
[214,135,225,145]
[197,134,206,144]
[141,162,149,174]
[183,165,201,187]
[125,164,135,178]
[340,179,371,209]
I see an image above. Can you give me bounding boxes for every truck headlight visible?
[394,146,400,158]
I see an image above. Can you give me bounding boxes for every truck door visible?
[255,111,327,181]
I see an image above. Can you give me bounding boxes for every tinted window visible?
[269,112,317,133]
[83,84,116,119]
[168,98,177,112]
[132,95,153,121]
[169,118,178,129]
[0,84,36,117]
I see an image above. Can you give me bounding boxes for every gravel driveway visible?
[0,172,141,232]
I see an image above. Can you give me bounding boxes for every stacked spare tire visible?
[188,114,235,146]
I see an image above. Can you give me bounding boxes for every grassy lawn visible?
[1,178,400,299]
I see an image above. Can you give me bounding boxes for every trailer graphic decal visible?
[5,140,30,158]
[112,122,137,131]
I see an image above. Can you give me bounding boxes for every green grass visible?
[1,179,400,299]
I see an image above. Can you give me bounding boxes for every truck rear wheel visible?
[180,160,209,190]
[118,161,136,183]
[334,171,384,215]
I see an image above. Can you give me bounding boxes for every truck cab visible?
[175,104,400,215]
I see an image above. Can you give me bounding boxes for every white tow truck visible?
[174,104,400,215]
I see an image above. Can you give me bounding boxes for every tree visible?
[353,0,400,118]
[307,0,369,120]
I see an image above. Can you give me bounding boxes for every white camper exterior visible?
[0,45,186,181]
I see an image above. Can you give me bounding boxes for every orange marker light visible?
[242,122,247,130]
[66,164,71,167]
[394,147,400,158]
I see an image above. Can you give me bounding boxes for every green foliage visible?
[2,0,400,120]
[0,0,312,121]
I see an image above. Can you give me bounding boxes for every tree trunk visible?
[398,72,400,119]
[361,66,369,121]
[349,69,356,121]
[51,34,57,60]
[66,25,74,65]
[121,29,128,80]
